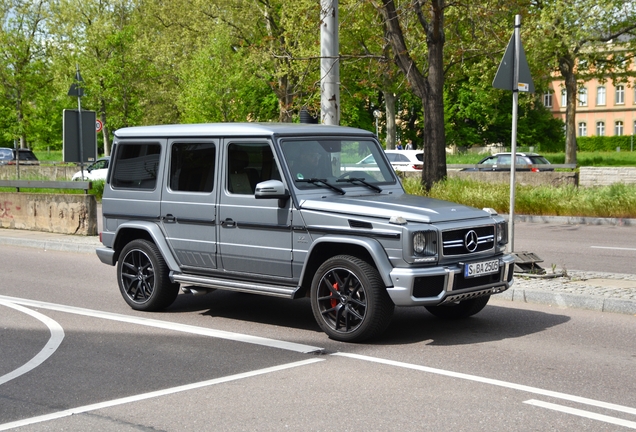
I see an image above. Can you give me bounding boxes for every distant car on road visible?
[358,149,424,172]
[464,152,553,172]
[72,157,110,181]
[0,147,40,166]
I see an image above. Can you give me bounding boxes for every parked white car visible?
[72,157,110,181]
[358,150,423,172]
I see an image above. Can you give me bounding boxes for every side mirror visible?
[255,180,289,207]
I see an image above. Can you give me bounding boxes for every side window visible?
[227,142,280,194]
[111,143,161,189]
[498,155,511,165]
[169,143,216,193]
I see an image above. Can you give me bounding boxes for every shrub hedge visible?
[577,135,636,152]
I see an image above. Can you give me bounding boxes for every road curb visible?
[495,287,636,316]
[0,236,99,254]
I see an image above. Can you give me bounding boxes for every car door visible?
[217,139,293,279]
[160,140,218,271]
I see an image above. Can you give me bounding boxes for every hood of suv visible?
[299,193,491,224]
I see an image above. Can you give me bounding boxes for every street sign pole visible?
[509,15,521,253]
[493,14,534,253]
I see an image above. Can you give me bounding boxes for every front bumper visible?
[386,253,515,306]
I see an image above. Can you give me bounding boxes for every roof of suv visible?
[114,123,375,139]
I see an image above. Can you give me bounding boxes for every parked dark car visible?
[464,152,552,172]
[0,147,40,166]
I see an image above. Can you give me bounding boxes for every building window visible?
[578,122,587,137]
[596,121,605,136]
[615,121,624,136]
[596,86,606,105]
[634,120,636,135]
[616,85,625,104]
[543,93,552,108]
[561,89,567,107]
[578,88,587,106]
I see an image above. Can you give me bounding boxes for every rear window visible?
[18,150,38,161]
[111,143,161,189]
[0,149,11,160]
[529,156,550,165]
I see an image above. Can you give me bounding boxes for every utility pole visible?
[68,65,86,179]
[320,0,339,125]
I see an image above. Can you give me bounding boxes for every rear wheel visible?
[310,255,394,342]
[117,239,179,311]
[425,295,490,319]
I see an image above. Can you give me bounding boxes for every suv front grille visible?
[442,226,494,257]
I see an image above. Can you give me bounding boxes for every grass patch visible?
[402,177,636,218]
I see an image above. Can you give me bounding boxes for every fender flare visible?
[113,221,180,272]
[301,235,394,287]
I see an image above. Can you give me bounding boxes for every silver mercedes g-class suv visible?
[97,123,514,342]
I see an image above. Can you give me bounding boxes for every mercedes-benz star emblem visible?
[464,230,478,252]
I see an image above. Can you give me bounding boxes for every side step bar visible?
[171,273,301,299]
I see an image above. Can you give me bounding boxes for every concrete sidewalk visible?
[0,227,635,316]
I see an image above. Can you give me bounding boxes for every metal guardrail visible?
[0,180,92,194]
[447,164,577,170]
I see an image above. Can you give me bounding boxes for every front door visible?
[161,140,218,271]
[217,140,293,279]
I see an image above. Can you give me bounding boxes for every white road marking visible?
[591,246,636,252]
[524,399,636,429]
[0,300,64,386]
[0,295,322,354]
[0,358,324,431]
[333,352,636,416]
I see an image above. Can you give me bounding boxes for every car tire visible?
[310,255,394,342]
[117,239,179,311]
[424,295,490,319]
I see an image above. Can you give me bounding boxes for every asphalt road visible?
[513,220,636,274]
[1,243,635,431]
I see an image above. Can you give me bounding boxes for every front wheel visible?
[425,295,490,319]
[310,255,394,342]
[117,239,179,311]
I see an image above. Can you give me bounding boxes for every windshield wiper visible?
[296,178,345,195]
[337,177,382,193]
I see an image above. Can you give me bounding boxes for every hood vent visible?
[349,219,373,229]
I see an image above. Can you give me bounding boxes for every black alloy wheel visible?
[117,239,179,311]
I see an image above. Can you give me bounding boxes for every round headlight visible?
[413,232,426,254]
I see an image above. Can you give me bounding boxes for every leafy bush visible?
[577,136,636,152]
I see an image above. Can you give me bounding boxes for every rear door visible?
[160,140,218,270]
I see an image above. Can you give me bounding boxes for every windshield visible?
[280,138,396,190]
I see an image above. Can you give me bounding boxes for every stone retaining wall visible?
[578,167,636,187]
[404,170,579,187]
[0,165,77,180]
[0,192,97,235]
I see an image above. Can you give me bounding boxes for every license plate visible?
[464,259,500,278]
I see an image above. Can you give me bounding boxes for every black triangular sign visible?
[493,32,534,93]
[67,83,84,97]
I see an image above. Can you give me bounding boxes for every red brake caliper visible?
[330,282,339,308]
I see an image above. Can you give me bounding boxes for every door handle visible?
[164,214,176,223]
[222,218,236,228]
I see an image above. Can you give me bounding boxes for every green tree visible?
[0,0,50,149]
[49,0,145,156]
[527,0,636,165]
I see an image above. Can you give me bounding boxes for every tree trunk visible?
[385,91,396,149]
[375,0,447,190]
[422,0,447,190]
[559,56,578,165]
[99,94,110,156]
